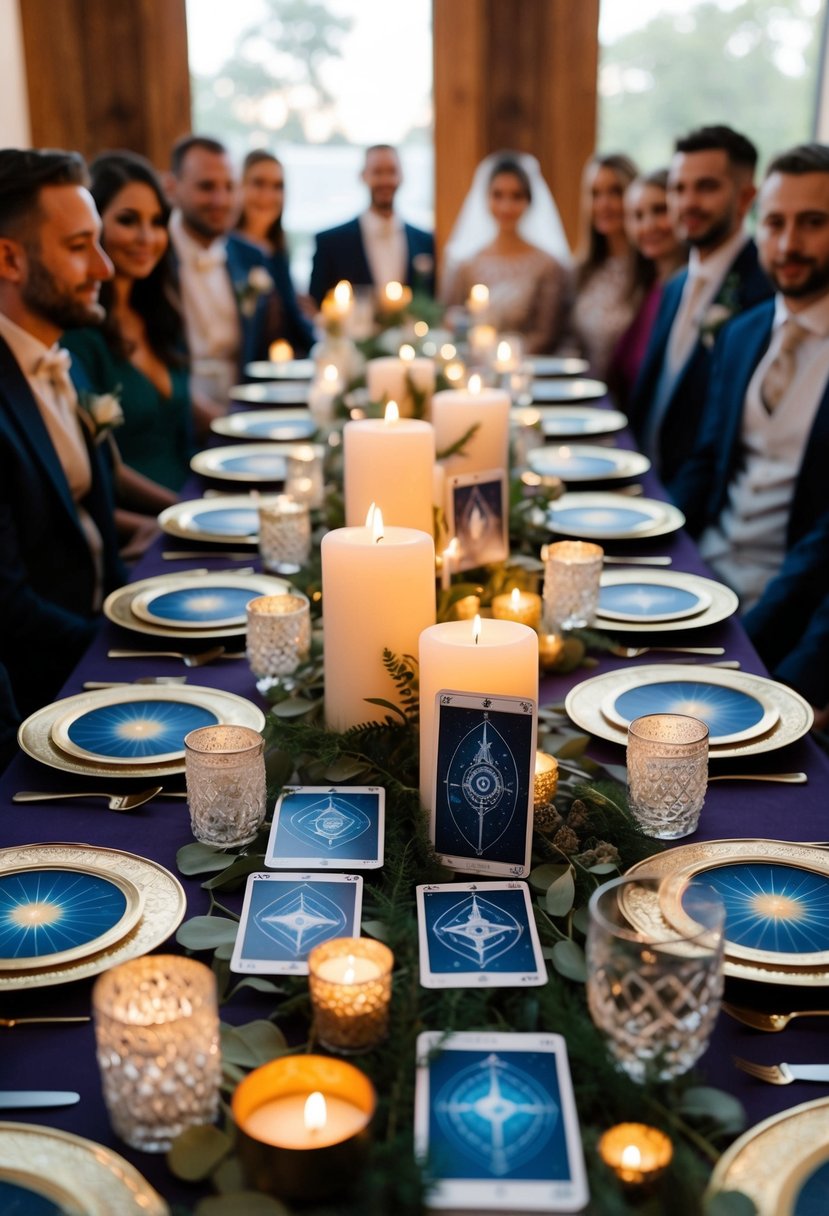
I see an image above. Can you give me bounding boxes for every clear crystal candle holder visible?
[93,956,220,1152]
[308,937,394,1054]
[627,714,709,840]
[246,592,311,679]
[285,445,325,508]
[184,724,266,847]
[586,874,724,1082]
[542,540,604,630]
[258,494,311,574]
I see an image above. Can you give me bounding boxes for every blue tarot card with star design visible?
[230,872,362,975]
[448,469,508,572]
[431,692,536,879]
[414,1031,589,1211]
[416,881,546,988]
[265,786,385,870]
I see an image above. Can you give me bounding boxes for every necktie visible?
[34,346,73,397]
[759,318,810,413]
[194,246,227,272]
[667,270,709,376]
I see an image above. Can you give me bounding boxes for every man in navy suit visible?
[0,148,124,718]
[309,144,434,305]
[628,125,772,490]
[167,135,312,405]
[672,143,829,707]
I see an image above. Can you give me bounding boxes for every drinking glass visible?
[285,445,325,508]
[258,495,311,574]
[542,540,604,629]
[184,724,266,847]
[627,714,709,839]
[246,592,311,679]
[586,873,724,1082]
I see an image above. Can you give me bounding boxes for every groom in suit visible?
[671,143,829,706]
[309,144,434,305]
[0,148,123,718]
[628,125,772,490]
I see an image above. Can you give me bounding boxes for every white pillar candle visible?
[343,405,435,534]
[432,385,511,479]
[365,355,436,418]
[418,617,538,810]
[322,516,435,732]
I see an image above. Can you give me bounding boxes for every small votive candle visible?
[184,724,266,847]
[379,280,412,313]
[247,592,311,679]
[534,751,559,807]
[232,1055,375,1201]
[538,630,564,670]
[308,937,394,1053]
[258,494,311,574]
[491,587,543,630]
[269,339,294,363]
[598,1123,673,1187]
[285,445,325,508]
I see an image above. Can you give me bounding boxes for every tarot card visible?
[431,691,536,878]
[416,881,546,989]
[414,1031,589,1212]
[265,786,385,870]
[447,469,508,571]
[230,872,363,975]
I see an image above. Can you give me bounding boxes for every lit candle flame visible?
[323,364,339,386]
[333,280,353,308]
[304,1091,327,1132]
[399,344,415,362]
[510,588,521,609]
[445,361,464,383]
[269,339,293,363]
[372,505,385,544]
[496,340,512,365]
[469,283,489,308]
[385,280,404,302]
[384,400,400,424]
[621,1144,642,1170]
[468,373,482,395]
[440,343,457,360]
[414,320,429,337]
[343,953,357,984]
[472,614,481,645]
[365,501,377,529]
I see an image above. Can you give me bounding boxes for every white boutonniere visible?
[236,265,274,317]
[78,389,124,444]
[697,272,741,349]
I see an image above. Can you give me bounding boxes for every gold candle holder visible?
[308,937,394,1053]
[450,594,481,621]
[491,587,542,630]
[534,751,559,807]
[538,630,564,670]
[232,1055,375,1201]
[598,1123,673,1187]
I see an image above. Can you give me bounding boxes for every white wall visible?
[0,0,30,147]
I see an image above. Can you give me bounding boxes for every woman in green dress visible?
[63,151,193,497]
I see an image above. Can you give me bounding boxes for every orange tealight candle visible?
[598,1123,673,1187]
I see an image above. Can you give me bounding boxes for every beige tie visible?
[760,318,810,413]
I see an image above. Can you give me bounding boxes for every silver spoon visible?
[13,786,163,812]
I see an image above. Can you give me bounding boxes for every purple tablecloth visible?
[2,436,829,1207]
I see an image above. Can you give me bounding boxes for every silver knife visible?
[782,1064,829,1082]
[0,1090,80,1108]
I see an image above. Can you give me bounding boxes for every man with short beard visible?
[0,148,123,719]
[628,125,772,488]
[671,144,829,709]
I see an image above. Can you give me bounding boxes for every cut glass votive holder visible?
[542,540,604,630]
[308,937,394,1053]
[184,724,266,847]
[258,494,311,574]
[285,445,325,508]
[247,592,311,678]
[93,956,220,1152]
[626,713,709,840]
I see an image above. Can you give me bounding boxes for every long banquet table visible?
[3,441,829,1209]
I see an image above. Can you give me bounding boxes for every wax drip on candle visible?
[304,1091,327,1133]
[384,400,400,424]
[468,373,483,395]
[399,344,415,361]
[473,614,481,645]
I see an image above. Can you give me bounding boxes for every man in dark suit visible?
[167,135,312,405]
[309,144,434,305]
[671,143,829,706]
[0,148,124,718]
[628,125,772,490]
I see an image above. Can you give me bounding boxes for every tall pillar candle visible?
[343,409,435,534]
[432,386,511,480]
[366,355,436,418]
[322,519,435,732]
[418,618,538,810]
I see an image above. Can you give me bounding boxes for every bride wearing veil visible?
[440,152,571,354]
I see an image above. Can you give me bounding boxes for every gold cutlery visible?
[12,787,163,812]
[108,645,230,667]
[162,550,257,560]
[733,1057,829,1085]
[709,773,807,784]
[724,1003,829,1031]
[0,1017,90,1028]
[609,645,725,658]
[82,676,189,689]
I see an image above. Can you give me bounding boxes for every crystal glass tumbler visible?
[93,956,220,1151]
[184,724,266,847]
[586,874,724,1082]
[246,592,311,679]
[542,540,604,630]
[627,713,709,839]
[258,494,311,574]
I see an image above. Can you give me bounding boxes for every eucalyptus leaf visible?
[325,755,369,781]
[545,869,576,916]
[212,1156,247,1195]
[177,916,239,951]
[272,697,316,718]
[167,1124,232,1182]
[228,976,285,996]
[528,863,567,892]
[264,747,296,790]
[220,1020,287,1067]
[552,735,591,760]
[203,854,266,891]
[571,905,590,935]
[176,842,233,876]
[195,1194,290,1216]
[679,1087,746,1135]
[587,862,620,875]
[551,938,587,982]
[704,1192,758,1216]
[213,941,235,961]
[362,919,389,941]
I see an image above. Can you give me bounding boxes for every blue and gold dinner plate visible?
[158,495,261,543]
[536,406,627,438]
[0,1169,83,1215]
[597,580,711,623]
[548,492,685,540]
[230,380,310,404]
[0,863,143,971]
[601,675,779,745]
[53,696,218,766]
[531,377,607,403]
[528,444,650,483]
[211,409,317,442]
[244,358,314,381]
[131,584,257,630]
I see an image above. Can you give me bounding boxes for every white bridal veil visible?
[443,151,572,269]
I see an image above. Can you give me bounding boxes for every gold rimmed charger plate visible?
[708,1097,829,1215]
[158,495,261,545]
[244,358,314,381]
[211,407,316,442]
[105,569,289,639]
[547,492,685,541]
[0,843,186,993]
[565,664,813,760]
[594,569,738,634]
[0,860,144,972]
[230,381,310,405]
[626,840,829,985]
[192,441,323,484]
[528,444,651,483]
[0,1165,85,1214]
[19,686,265,778]
[526,355,590,378]
[0,1123,168,1214]
[533,405,627,439]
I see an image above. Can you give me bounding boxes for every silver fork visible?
[13,786,163,812]
[108,645,230,667]
[733,1057,829,1084]
[610,645,725,658]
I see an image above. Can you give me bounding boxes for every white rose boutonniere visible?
[78,389,124,444]
[236,266,274,317]
[697,272,741,349]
